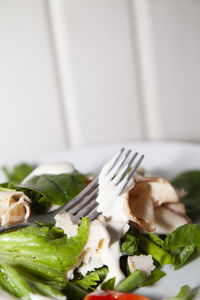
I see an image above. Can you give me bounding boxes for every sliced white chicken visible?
[127,176,189,234]
[0,190,31,225]
[54,213,78,238]
[154,205,189,234]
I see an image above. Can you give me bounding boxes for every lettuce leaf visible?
[0,218,88,284]
[0,264,31,299]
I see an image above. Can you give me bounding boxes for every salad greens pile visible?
[1,163,85,213]
[0,163,199,299]
[0,219,88,299]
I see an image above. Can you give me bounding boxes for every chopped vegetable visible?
[115,270,145,292]
[138,236,173,266]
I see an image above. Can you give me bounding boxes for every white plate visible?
[1,141,200,299]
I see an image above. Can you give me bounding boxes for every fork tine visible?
[61,177,98,212]
[106,148,125,175]
[87,209,100,221]
[113,152,138,185]
[69,186,98,215]
[75,199,99,221]
[107,149,131,180]
[119,154,144,194]
[112,163,129,185]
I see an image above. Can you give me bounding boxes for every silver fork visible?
[0,149,144,233]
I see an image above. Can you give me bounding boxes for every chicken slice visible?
[0,190,31,225]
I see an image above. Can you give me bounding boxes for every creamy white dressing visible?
[99,220,126,283]
[22,162,75,183]
[95,154,135,284]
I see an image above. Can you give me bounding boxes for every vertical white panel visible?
[149,0,200,142]
[131,0,200,142]
[48,0,143,148]
[130,0,163,140]
[0,0,67,163]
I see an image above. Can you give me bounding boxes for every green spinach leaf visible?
[171,170,200,222]
[164,224,200,269]
[121,233,139,256]
[2,163,37,184]
[18,172,85,208]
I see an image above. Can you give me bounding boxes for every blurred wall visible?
[0,0,200,162]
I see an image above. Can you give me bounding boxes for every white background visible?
[0,0,200,163]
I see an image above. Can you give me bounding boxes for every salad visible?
[0,150,199,300]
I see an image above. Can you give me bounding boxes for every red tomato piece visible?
[84,290,151,300]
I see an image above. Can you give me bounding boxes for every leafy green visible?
[0,186,16,192]
[164,224,200,269]
[0,218,88,285]
[171,170,200,222]
[29,281,66,299]
[0,219,88,298]
[0,264,31,299]
[0,171,86,213]
[72,266,108,292]
[173,246,195,269]
[2,163,37,184]
[115,270,145,292]
[17,172,85,212]
[64,283,87,300]
[73,273,99,291]
[121,233,139,256]
[164,285,196,300]
[100,277,116,290]
[0,263,66,300]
